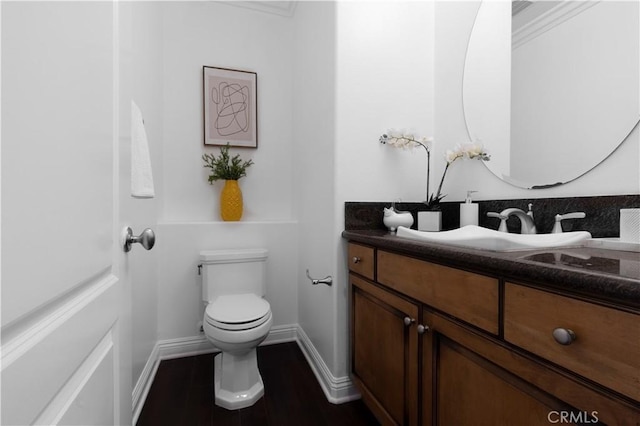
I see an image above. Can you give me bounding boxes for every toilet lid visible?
[206,309,271,332]
[205,294,270,324]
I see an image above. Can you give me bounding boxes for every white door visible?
[2,2,138,424]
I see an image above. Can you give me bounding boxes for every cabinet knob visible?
[352,256,361,264]
[552,328,576,345]
[403,317,415,326]
[417,324,429,334]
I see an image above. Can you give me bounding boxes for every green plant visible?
[202,143,254,183]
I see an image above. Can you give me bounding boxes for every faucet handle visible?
[552,212,586,233]
[487,212,508,233]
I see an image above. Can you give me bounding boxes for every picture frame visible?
[203,66,258,148]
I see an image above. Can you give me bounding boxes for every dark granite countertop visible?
[342,229,640,310]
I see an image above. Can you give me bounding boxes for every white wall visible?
[153,0,438,386]
[293,1,338,378]
[335,1,436,206]
[293,0,436,388]
[435,0,640,202]
[124,2,164,387]
[156,2,298,342]
[333,0,436,379]
[161,1,295,223]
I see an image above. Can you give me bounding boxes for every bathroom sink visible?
[396,225,592,252]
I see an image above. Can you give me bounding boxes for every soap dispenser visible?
[460,191,479,227]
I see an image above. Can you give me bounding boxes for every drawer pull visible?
[417,324,429,334]
[552,328,576,345]
[403,317,416,326]
[352,256,361,264]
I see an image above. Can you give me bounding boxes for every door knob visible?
[123,227,155,252]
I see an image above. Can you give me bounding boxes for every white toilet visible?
[200,249,273,410]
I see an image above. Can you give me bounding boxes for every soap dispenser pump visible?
[460,190,479,227]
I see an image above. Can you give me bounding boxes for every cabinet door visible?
[350,274,419,426]
[421,311,607,426]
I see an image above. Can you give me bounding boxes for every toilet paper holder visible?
[306,269,333,286]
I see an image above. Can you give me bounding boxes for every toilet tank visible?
[199,249,268,302]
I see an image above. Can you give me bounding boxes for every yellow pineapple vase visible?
[220,180,243,221]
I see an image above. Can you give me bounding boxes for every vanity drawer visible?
[348,243,375,280]
[377,250,499,334]
[504,283,640,401]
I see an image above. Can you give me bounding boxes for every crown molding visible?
[220,1,297,18]
[513,1,600,49]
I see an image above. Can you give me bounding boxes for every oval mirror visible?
[463,1,639,189]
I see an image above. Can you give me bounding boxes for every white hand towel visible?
[131,100,155,198]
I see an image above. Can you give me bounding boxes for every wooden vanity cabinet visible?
[422,310,563,426]
[347,243,640,426]
[422,307,639,426]
[350,273,419,425]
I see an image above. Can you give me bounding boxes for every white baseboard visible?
[132,343,159,425]
[295,325,361,404]
[261,323,299,346]
[132,324,358,424]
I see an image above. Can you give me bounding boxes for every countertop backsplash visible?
[345,195,640,238]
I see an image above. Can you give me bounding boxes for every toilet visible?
[200,249,273,410]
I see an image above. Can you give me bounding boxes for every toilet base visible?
[214,351,264,410]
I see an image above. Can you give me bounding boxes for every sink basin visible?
[396,225,592,252]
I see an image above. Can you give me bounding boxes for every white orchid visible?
[460,141,491,160]
[421,136,434,151]
[380,130,431,151]
[380,131,490,209]
[432,140,489,206]
[445,147,464,164]
[445,141,489,164]
[380,130,435,205]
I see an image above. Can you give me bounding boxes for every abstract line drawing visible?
[211,82,250,136]
[203,66,257,148]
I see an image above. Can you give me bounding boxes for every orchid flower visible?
[381,131,490,209]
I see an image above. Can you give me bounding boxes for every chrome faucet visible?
[500,208,537,234]
[487,204,537,234]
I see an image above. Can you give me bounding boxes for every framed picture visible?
[203,66,258,148]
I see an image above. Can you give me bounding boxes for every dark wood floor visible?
[137,342,378,426]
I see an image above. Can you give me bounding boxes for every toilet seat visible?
[206,311,272,331]
[205,294,271,331]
